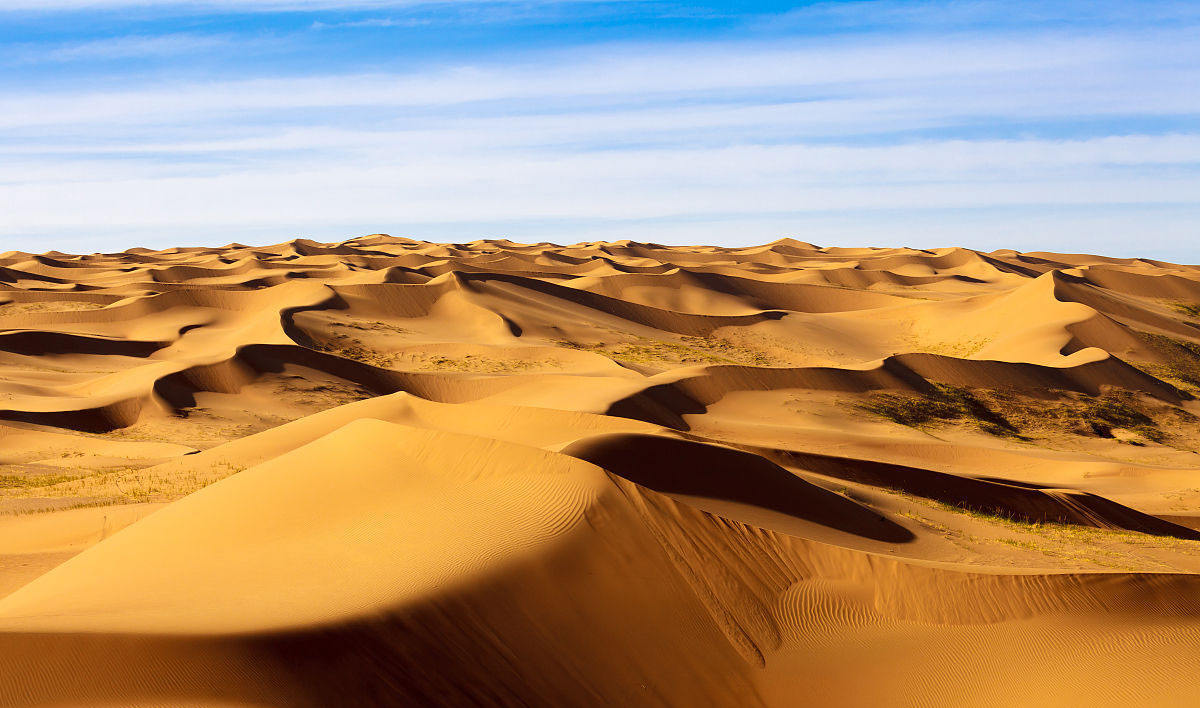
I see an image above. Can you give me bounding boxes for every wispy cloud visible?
[5,32,1195,127]
[2,33,234,64]
[758,0,1200,32]
[310,16,428,28]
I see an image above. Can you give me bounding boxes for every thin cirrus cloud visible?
[1,33,234,64]
[0,1,1198,258]
[6,32,1195,129]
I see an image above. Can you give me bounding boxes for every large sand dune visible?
[2,236,1200,705]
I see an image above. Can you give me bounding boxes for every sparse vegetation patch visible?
[0,460,249,514]
[858,383,1019,437]
[1173,302,1200,319]
[0,300,107,315]
[1070,390,1165,442]
[890,489,1200,570]
[559,335,773,367]
[314,333,557,373]
[1133,330,1200,390]
[855,383,1194,447]
[0,473,81,489]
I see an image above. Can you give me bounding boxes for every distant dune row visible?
[1,236,1200,706]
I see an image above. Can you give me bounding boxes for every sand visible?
[1,236,1200,705]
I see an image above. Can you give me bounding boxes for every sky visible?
[1,0,1198,259]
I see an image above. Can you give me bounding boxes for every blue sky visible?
[1,1,1198,259]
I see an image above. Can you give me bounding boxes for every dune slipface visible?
[2,236,1200,706]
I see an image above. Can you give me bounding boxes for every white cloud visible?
[3,139,1197,235]
[1,31,1194,132]
[0,18,1197,255]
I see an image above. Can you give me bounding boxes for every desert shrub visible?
[859,384,1018,436]
[1072,390,1165,443]
[859,392,962,426]
[1173,302,1200,319]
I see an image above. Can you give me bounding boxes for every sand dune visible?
[2,236,1200,705]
